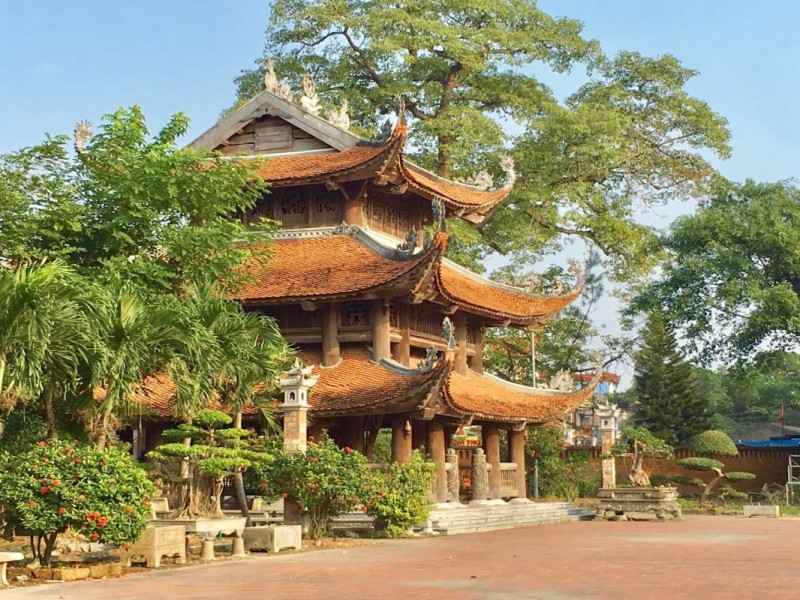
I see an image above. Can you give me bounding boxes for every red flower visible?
[259,482,267,489]
[52,479,60,486]
[40,478,47,484]
[66,448,73,455]
[97,517,108,528]
[38,441,47,447]
[73,457,81,464]
[98,461,105,467]
[40,486,50,495]
[91,533,99,541]
[344,446,352,453]
[310,456,318,462]
[125,506,132,513]
[28,499,36,506]
[58,507,66,515]
[42,457,49,463]
[86,513,96,521]
[281,492,288,499]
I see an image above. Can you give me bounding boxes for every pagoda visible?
[132,74,602,503]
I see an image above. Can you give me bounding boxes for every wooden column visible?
[343,189,364,225]
[321,302,340,367]
[427,420,447,503]
[454,313,468,376]
[411,420,427,453]
[469,324,484,374]
[343,415,365,454]
[483,424,502,500]
[371,299,391,362]
[509,428,528,500]
[391,417,412,465]
[394,302,411,366]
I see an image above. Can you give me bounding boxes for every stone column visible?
[321,303,340,367]
[454,313,468,376]
[600,429,616,488]
[446,448,460,503]
[508,428,528,501]
[391,417,412,465]
[280,360,319,526]
[469,448,489,505]
[371,299,391,362]
[427,420,448,503]
[482,424,502,500]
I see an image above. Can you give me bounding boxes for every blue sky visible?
[3,1,799,381]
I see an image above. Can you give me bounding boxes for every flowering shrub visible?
[0,439,154,565]
[254,436,370,540]
[366,451,434,537]
[526,427,599,499]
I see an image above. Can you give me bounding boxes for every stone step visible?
[424,502,593,535]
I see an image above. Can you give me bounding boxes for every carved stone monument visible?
[469,448,490,505]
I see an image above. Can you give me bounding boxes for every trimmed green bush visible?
[684,430,738,456]
[367,451,434,537]
[724,471,756,481]
[670,475,705,487]
[677,457,725,471]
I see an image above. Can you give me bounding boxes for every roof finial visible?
[442,317,456,350]
[431,198,447,233]
[499,154,517,187]
[74,120,92,154]
[395,94,406,125]
[396,226,418,255]
[326,98,350,130]
[263,58,278,93]
[419,345,439,372]
[567,258,586,288]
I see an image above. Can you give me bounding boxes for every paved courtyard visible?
[3,516,799,599]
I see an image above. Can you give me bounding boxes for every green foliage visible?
[677,457,725,471]
[634,180,800,364]
[0,439,154,565]
[148,409,271,518]
[366,451,434,537]
[523,427,597,499]
[609,427,674,460]
[254,436,371,540]
[718,484,748,500]
[670,475,705,487]
[723,471,756,482]
[237,2,729,282]
[648,473,671,488]
[0,106,272,295]
[0,412,49,453]
[551,452,601,501]
[683,430,738,457]
[632,313,711,446]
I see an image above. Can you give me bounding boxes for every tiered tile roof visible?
[235,231,447,304]
[445,370,602,424]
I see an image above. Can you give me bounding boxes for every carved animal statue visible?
[263,58,278,93]
[73,120,92,154]
[299,74,321,115]
[327,98,350,130]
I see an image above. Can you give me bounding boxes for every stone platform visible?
[424,501,592,536]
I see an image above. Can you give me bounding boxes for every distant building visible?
[564,373,627,447]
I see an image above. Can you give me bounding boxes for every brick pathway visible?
[3,516,800,599]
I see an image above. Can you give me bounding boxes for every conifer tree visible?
[633,313,711,445]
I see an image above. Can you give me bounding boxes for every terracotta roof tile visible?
[296,346,448,415]
[235,233,447,304]
[436,262,582,323]
[445,370,601,424]
[93,374,260,421]
[402,160,511,209]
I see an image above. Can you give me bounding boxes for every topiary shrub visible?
[366,450,433,537]
[675,430,755,501]
[254,435,371,540]
[0,439,154,565]
[607,427,674,487]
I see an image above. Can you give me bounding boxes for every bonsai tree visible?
[0,439,154,566]
[255,435,371,540]
[147,409,272,518]
[608,427,674,487]
[674,430,755,501]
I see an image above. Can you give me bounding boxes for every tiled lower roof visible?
[436,261,582,323]
[402,160,511,210]
[444,370,601,424]
[93,374,260,421]
[235,233,447,304]
[295,346,448,415]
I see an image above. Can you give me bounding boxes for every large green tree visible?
[633,312,711,445]
[236,0,730,280]
[635,179,800,364]
[0,106,272,295]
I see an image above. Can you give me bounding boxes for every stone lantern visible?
[280,358,318,454]
[596,402,618,488]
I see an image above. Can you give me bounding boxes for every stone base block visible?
[744,505,780,518]
[242,525,302,553]
[119,525,186,568]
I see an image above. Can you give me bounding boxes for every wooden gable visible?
[216,114,333,156]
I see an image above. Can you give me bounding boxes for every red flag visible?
[779,402,786,424]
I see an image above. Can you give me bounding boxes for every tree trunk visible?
[44,385,57,439]
[95,408,111,448]
[702,468,725,502]
[233,410,252,526]
[40,532,58,566]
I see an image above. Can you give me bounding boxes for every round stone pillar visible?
[391,417,412,465]
[508,428,528,501]
[482,424,502,500]
[427,420,447,503]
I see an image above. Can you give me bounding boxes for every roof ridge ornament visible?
[566,258,586,289]
[74,121,92,154]
[298,73,321,116]
[263,58,278,93]
[326,98,350,131]
[499,155,517,187]
[419,345,439,372]
[396,226,418,255]
[540,369,574,392]
[431,198,447,232]
[333,220,360,236]
[442,317,456,350]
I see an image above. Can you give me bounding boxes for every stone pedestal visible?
[119,525,186,568]
[470,448,489,505]
[596,487,681,520]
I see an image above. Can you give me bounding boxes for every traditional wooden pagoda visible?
[132,75,601,503]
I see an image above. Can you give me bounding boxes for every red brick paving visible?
[4,516,800,599]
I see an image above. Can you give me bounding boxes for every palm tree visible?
[0,262,80,415]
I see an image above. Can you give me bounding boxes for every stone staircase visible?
[423,501,593,536]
